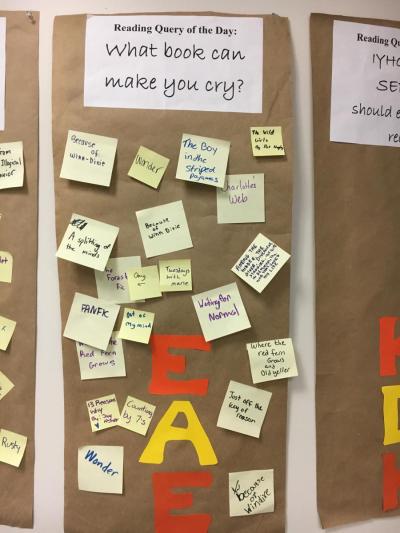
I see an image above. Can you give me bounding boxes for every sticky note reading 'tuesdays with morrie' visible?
[95,256,141,303]
[78,445,123,494]
[217,174,265,224]
[229,469,274,516]
[159,259,192,292]
[128,146,169,189]
[0,315,16,351]
[247,338,298,384]
[76,332,126,380]
[56,213,119,271]
[0,251,12,283]
[250,126,284,156]
[0,142,24,189]
[0,429,27,467]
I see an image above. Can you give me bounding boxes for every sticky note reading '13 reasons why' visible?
[229,469,274,516]
[0,370,14,400]
[87,394,120,432]
[0,429,27,467]
[250,127,284,156]
[56,214,119,271]
[159,259,192,292]
[0,251,12,283]
[136,200,192,258]
[76,332,126,380]
[64,293,120,351]
[217,174,265,224]
[0,142,24,189]
[128,146,169,189]
[232,233,290,293]
[95,256,141,303]
[118,396,156,436]
[247,338,298,384]
[60,130,117,187]
[0,316,16,351]
[118,308,155,344]
[78,445,123,494]
[176,133,230,188]
[217,380,271,438]
[128,266,161,300]
[192,282,251,342]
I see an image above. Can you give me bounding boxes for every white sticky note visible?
[136,200,192,258]
[56,213,119,271]
[0,18,5,131]
[118,396,156,436]
[95,256,141,303]
[76,332,126,380]
[64,293,120,351]
[217,174,265,224]
[0,315,16,351]
[0,429,27,467]
[87,394,120,432]
[217,380,271,438]
[232,233,290,293]
[0,251,12,283]
[229,469,274,516]
[78,445,123,494]
[159,259,192,292]
[0,142,24,189]
[247,338,298,384]
[0,370,14,400]
[192,282,251,342]
[118,308,154,344]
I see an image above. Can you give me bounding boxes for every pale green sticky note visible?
[0,251,12,283]
[60,130,117,187]
[78,445,123,494]
[95,256,142,303]
[76,332,126,380]
[0,429,27,467]
[0,370,14,400]
[216,174,265,224]
[250,126,285,156]
[0,315,16,351]
[56,213,119,271]
[118,308,154,344]
[127,266,161,300]
[176,133,230,188]
[247,338,298,384]
[63,293,120,351]
[159,259,192,292]
[229,470,274,516]
[128,146,169,189]
[0,142,24,189]
[86,394,120,432]
[118,396,156,435]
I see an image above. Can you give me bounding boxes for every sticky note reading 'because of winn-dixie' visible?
[0,142,24,189]
[0,370,14,400]
[192,282,251,342]
[0,429,27,467]
[217,380,271,438]
[128,146,169,189]
[0,251,12,283]
[176,133,230,188]
[217,174,265,224]
[78,445,123,494]
[60,130,118,187]
[0,315,16,351]
[229,469,274,517]
[64,293,120,351]
[250,127,284,156]
[56,214,119,271]
[118,308,154,344]
[232,233,290,293]
[87,394,120,432]
[128,265,161,300]
[95,256,141,304]
[76,332,126,380]
[247,338,298,384]
[159,259,192,292]
[136,200,193,258]
[118,396,156,436]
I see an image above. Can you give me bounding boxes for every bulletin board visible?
[53,12,293,533]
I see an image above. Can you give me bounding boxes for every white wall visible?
[1,1,399,532]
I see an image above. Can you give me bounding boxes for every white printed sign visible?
[84,15,263,113]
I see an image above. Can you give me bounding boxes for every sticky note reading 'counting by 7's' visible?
[128,146,169,189]
[0,142,24,189]
[0,315,16,350]
[0,251,12,283]
[0,429,27,467]
[118,308,155,344]
[118,396,156,436]
[78,445,123,494]
[250,127,285,156]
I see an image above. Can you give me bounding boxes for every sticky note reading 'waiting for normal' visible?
[0,370,14,400]
[250,127,284,156]
[0,251,12,283]
[217,381,271,438]
[95,256,141,303]
[217,174,265,224]
[78,445,123,494]
[192,282,251,342]
[128,266,161,300]
[229,469,274,516]
[128,146,169,189]
[232,233,290,293]
[118,308,154,344]
[76,332,126,380]
[118,396,156,436]
[176,133,230,188]
[136,200,193,258]
[0,142,24,189]
[159,259,192,292]
[64,293,120,351]
[0,429,27,467]
[87,394,120,432]
[56,214,119,271]
[247,338,298,384]
[0,315,16,351]
[60,130,117,187]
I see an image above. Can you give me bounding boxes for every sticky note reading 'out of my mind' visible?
[247,338,298,384]
[118,308,154,344]
[60,130,118,187]
[95,256,141,303]
[250,127,284,156]
[229,469,274,516]
[232,233,290,293]
[128,146,169,189]
[159,259,192,292]
[217,174,265,224]
[118,396,156,436]
[176,133,230,188]
[0,251,12,283]
[76,332,126,380]
[0,370,14,400]
[0,429,27,467]
[0,315,16,351]
[0,142,24,189]
[192,282,251,342]
[127,266,161,300]
[78,445,123,494]
[56,214,119,271]
[87,394,120,432]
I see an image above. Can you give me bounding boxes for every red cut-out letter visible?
[149,334,210,395]
[380,317,400,376]
[153,471,212,533]
[383,453,400,511]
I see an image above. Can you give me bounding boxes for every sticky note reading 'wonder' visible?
[95,256,141,303]
[56,214,119,271]
[0,315,16,351]
[76,332,126,380]
[229,469,274,516]
[87,394,120,432]
[159,259,192,292]
[118,396,156,436]
[0,251,12,283]
[128,266,161,300]
[217,174,265,224]
[60,130,117,187]
[0,370,14,400]
[250,127,284,156]
[118,308,154,344]
[247,338,298,384]
[78,445,123,494]
[128,146,169,189]
[0,429,27,467]
[0,142,24,189]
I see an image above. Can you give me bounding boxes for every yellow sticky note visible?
[0,251,12,283]
[78,445,123,494]
[60,130,118,187]
[0,370,14,400]
[76,332,126,380]
[95,256,141,304]
[247,338,298,384]
[128,266,161,300]
[0,142,24,189]
[87,394,120,432]
[118,308,154,344]
[128,146,169,189]
[0,429,27,467]
[118,396,156,435]
[0,316,16,351]
[229,470,274,516]
[250,126,285,156]
[159,259,192,292]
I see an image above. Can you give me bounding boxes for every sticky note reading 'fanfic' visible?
[95,256,142,303]
[0,315,16,350]
[56,214,119,271]
[0,142,24,189]
[217,174,265,224]
[0,370,14,400]
[60,130,118,187]
[229,469,274,516]
[128,146,169,189]
[247,338,298,384]
[78,445,123,494]
[87,394,120,432]
[159,259,192,292]
[250,127,285,156]
[136,200,193,258]
[128,266,161,300]
[0,251,12,283]
[118,308,154,344]
[76,332,126,380]
[0,429,27,467]
[176,133,230,188]
[118,396,156,436]
[64,293,120,351]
